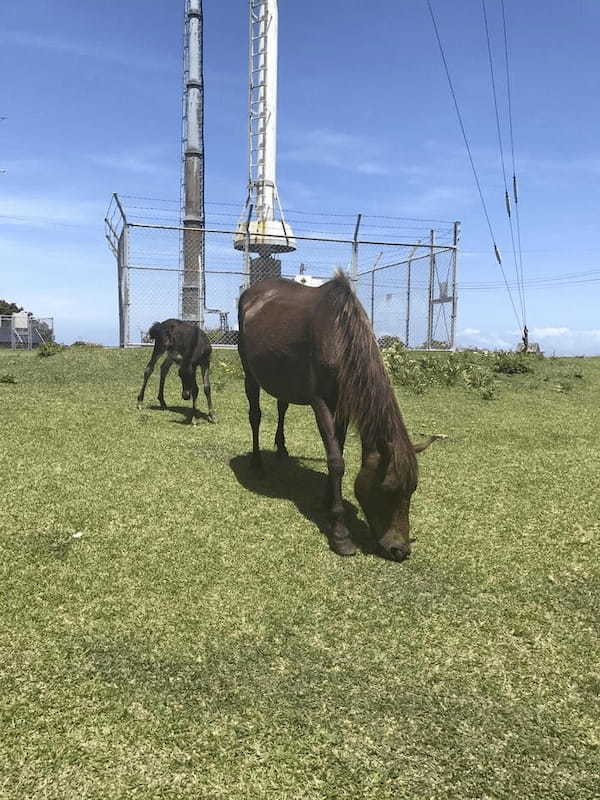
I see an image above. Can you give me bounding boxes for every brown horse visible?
[237,271,435,562]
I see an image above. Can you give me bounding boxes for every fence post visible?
[351,213,362,287]
[370,269,375,326]
[450,221,460,350]
[117,229,130,347]
[426,229,435,349]
[113,194,130,347]
[406,255,412,348]
[243,204,253,289]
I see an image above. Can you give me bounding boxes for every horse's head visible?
[354,437,438,562]
[178,362,193,400]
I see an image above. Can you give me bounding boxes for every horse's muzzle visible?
[388,545,411,562]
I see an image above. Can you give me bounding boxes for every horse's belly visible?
[248,354,313,405]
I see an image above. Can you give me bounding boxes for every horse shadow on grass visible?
[146,404,212,425]
[229,451,380,557]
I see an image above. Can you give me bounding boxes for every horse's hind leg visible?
[137,348,163,409]
[201,362,215,422]
[275,399,289,457]
[157,356,174,409]
[190,369,200,425]
[311,398,356,556]
[244,374,263,470]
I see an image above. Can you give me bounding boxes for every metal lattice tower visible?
[234,0,295,276]
[180,0,205,323]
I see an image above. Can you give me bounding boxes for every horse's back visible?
[238,278,336,404]
[160,319,211,365]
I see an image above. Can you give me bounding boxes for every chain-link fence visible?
[106,195,458,349]
[0,314,54,349]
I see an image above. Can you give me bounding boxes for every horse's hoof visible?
[276,447,289,459]
[136,402,143,411]
[190,416,197,426]
[330,536,358,557]
[208,414,215,424]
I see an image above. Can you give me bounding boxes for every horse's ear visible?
[412,434,447,453]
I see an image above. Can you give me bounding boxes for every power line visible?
[501,0,527,326]
[370,266,600,292]
[481,0,525,326]
[425,0,522,330]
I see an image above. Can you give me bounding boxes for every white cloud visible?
[0,30,175,73]
[392,185,472,218]
[88,149,174,177]
[531,326,571,338]
[282,129,390,176]
[0,194,102,229]
[457,325,600,356]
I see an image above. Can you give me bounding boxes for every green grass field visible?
[1,346,599,799]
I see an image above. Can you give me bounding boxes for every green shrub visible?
[381,343,497,398]
[71,340,104,348]
[378,335,404,350]
[493,351,532,374]
[38,341,65,358]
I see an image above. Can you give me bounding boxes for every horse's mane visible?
[324,271,416,472]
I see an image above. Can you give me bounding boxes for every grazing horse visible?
[238,271,435,561]
[137,319,214,424]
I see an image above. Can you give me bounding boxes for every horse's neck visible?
[355,381,405,460]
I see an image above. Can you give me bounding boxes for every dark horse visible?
[238,271,436,562]
[137,319,214,424]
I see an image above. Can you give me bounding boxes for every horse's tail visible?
[323,270,407,447]
[148,321,162,341]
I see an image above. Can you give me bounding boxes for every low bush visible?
[38,341,65,358]
[493,351,532,374]
[377,335,404,350]
[381,343,497,399]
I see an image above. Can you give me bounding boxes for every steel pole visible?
[351,213,362,285]
[182,0,205,324]
[450,221,460,350]
[427,229,435,349]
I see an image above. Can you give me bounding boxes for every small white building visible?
[293,274,325,288]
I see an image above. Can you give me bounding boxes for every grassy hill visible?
[1,346,599,799]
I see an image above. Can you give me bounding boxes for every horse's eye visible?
[381,474,400,493]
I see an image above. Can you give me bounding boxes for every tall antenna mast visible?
[234,0,295,281]
[181,0,205,324]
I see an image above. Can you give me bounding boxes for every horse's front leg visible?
[324,415,348,509]
[137,348,162,409]
[274,399,289,457]
[311,398,357,556]
[157,356,174,409]
[179,364,199,425]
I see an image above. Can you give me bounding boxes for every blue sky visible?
[1,0,599,353]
